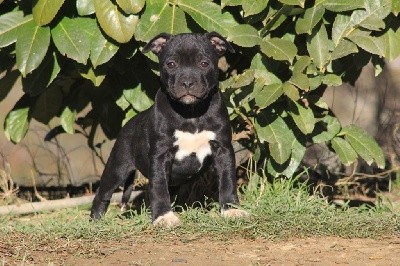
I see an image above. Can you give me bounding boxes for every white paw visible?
[153,211,181,227]
[221,208,249,218]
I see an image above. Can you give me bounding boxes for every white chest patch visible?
[174,130,216,163]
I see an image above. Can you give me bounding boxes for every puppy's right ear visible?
[142,33,172,55]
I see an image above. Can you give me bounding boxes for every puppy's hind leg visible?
[120,172,135,211]
[90,147,135,220]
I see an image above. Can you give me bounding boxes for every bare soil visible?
[2,235,400,265]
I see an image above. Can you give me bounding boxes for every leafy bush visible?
[1,0,399,177]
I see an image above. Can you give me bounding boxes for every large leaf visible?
[4,97,30,143]
[0,11,32,48]
[178,0,238,36]
[22,53,60,97]
[16,19,51,76]
[77,0,95,16]
[342,124,385,169]
[90,23,119,68]
[349,0,391,28]
[332,14,352,46]
[307,23,331,71]
[288,101,315,134]
[348,34,385,57]
[331,39,358,61]
[51,17,91,64]
[295,5,325,35]
[312,114,341,143]
[324,0,364,12]
[256,115,294,164]
[254,83,283,109]
[242,0,269,16]
[123,85,153,112]
[135,1,188,42]
[60,106,76,134]
[94,0,138,43]
[227,24,261,47]
[260,38,297,64]
[32,0,65,26]
[331,137,358,166]
[116,0,145,14]
[277,0,305,7]
[383,28,400,62]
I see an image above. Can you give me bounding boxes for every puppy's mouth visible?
[178,94,200,105]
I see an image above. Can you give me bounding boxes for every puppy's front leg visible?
[149,152,181,227]
[212,142,249,218]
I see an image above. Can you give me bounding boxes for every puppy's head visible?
[143,32,234,105]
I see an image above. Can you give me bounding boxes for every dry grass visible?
[0,154,18,206]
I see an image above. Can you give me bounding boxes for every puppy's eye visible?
[167,62,176,68]
[200,61,209,68]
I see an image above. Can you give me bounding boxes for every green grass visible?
[1,175,399,243]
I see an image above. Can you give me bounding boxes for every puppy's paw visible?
[153,211,181,227]
[221,208,249,218]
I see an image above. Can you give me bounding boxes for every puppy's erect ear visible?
[142,33,173,55]
[205,32,235,56]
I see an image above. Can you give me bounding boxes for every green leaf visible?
[116,0,145,14]
[332,14,352,46]
[90,23,119,68]
[122,108,137,126]
[269,141,292,164]
[277,0,305,7]
[307,23,331,71]
[178,0,238,36]
[393,0,400,14]
[283,82,300,102]
[222,0,242,8]
[322,74,342,86]
[295,5,325,35]
[16,19,51,76]
[254,83,283,109]
[331,39,358,60]
[123,85,154,112]
[348,34,385,57]
[227,24,261,47]
[32,0,65,26]
[349,0,391,28]
[255,115,294,164]
[78,64,106,86]
[0,11,32,48]
[383,28,400,62]
[324,0,364,12]
[22,53,60,97]
[312,114,341,143]
[289,73,309,90]
[4,103,30,143]
[289,101,315,134]
[331,137,358,166]
[77,0,95,16]
[94,0,138,43]
[136,1,189,42]
[242,0,269,16]
[52,17,91,64]
[61,106,76,134]
[260,38,297,63]
[342,124,385,168]
[292,56,311,74]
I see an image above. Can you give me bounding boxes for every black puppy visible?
[90,32,248,227]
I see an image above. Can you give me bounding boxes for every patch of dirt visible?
[2,235,400,265]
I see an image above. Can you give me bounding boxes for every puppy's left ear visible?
[142,33,173,55]
[205,32,235,55]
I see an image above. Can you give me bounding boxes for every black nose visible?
[182,80,194,89]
